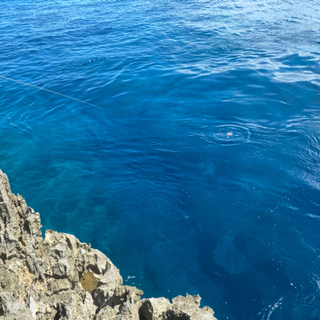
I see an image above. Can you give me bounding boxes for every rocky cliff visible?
[0,170,217,320]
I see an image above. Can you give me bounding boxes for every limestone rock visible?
[0,292,34,320]
[169,294,216,320]
[0,169,218,320]
[139,295,217,320]
[139,297,171,320]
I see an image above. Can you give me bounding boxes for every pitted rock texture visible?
[0,170,217,320]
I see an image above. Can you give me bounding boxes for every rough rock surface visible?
[0,169,217,320]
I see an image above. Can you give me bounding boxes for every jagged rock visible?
[94,285,143,320]
[0,267,21,293]
[168,294,216,320]
[0,169,218,320]
[139,295,216,320]
[139,297,171,320]
[52,290,97,320]
[0,292,34,320]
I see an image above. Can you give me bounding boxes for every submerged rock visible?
[0,169,217,320]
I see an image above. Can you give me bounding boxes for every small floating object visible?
[201,124,250,145]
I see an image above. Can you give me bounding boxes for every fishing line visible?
[0,75,103,110]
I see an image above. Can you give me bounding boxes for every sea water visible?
[0,0,320,319]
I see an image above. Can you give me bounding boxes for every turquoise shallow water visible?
[1,0,320,319]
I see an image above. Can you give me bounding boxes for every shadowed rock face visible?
[0,169,217,320]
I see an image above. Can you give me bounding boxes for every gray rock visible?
[168,294,216,320]
[0,267,21,293]
[0,169,218,320]
[0,292,34,320]
[139,297,171,320]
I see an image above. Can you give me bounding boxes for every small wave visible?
[305,213,320,220]
[257,296,284,320]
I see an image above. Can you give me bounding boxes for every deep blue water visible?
[1,0,320,319]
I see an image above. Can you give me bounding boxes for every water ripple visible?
[201,124,251,145]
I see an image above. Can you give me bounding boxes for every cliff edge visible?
[0,170,217,320]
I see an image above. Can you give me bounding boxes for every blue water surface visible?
[1,0,320,319]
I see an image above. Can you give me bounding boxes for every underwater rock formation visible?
[0,170,217,320]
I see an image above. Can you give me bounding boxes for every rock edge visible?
[0,169,217,320]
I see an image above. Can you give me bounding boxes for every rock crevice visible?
[0,170,217,320]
